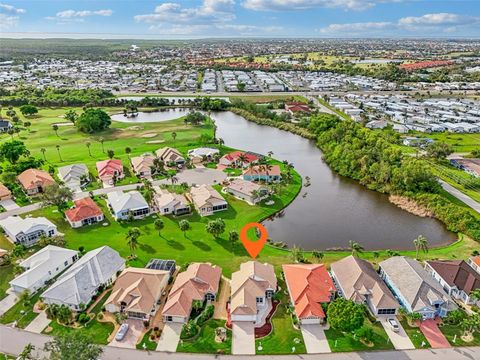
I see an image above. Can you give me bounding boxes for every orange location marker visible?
[240,222,268,259]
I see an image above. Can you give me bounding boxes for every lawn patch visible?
[177,319,231,354]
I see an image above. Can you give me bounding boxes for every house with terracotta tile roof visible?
[219,151,259,168]
[229,261,277,325]
[105,267,170,321]
[17,169,56,195]
[130,154,155,178]
[223,179,268,205]
[0,182,12,201]
[65,197,104,228]
[282,264,336,325]
[425,260,480,306]
[96,159,124,185]
[467,256,480,275]
[243,165,281,183]
[162,263,221,323]
[187,184,227,217]
[330,255,399,316]
[285,102,311,114]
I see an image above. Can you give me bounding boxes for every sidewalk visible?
[25,311,50,334]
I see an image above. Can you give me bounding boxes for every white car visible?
[387,318,399,332]
[115,323,129,341]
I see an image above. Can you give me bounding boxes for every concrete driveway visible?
[109,319,144,349]
[156,322,182,352]
[379,317,415,350]
[0,292,18,316]
[301,324,331,354]
[25,311,50,334]
[0,199,19,211]
[232,322,255,355]
[420,319,451,349]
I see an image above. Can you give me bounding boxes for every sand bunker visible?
[146,140,165,144]
[141,133,158,138]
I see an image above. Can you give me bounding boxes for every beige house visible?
[230,261,277,325]
[131,154,155,178]
[223,179,268,205]
[187,184,227,217]
[17,169,56,195]
[330,255,399,316]
[162,263,221,323]
[155,147,185,166]
[105,267,170,321]
[153,187,191,216]
[0,183,12,201]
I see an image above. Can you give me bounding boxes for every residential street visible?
[439,180,480,214]
[1,325,479,360]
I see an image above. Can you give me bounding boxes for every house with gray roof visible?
[0,216,58,247]
[57,164,89,193]
[379,256,457,319]
[106,190,150,221]
[9,245,78,294]
[41,246,125,311]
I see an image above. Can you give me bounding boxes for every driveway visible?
[0,199,19,211]
[232,322,255,355]
[420,319,451,349]
[301,324,331,354]
[156,322,182,352]
[25,311,50,334]
[154,168,226,186]
[379,317,415,350]
[213,277,230,320]
[0,292,17,316]
[109,319,145,349]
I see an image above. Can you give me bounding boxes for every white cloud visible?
[242,0,397,11]
[319,12,480,35]
[54,9,113,18]
[0,2,25,14]
[0,13,18,29]
[135,0,235,24]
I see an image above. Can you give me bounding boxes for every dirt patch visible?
[141,132,157,138]
[52,122,74,126]
[125,126,144,131]
[146,140,165,144]
[389,195,433,217]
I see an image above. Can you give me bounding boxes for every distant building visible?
[219,151,259,168]
[96,159,124,185]
[285,102,311,114]
[187,147,220,162]
[223,179,268,205]
[58,164,89,193]
[0,120,12,133]
[243,165,281,183]
[155,147,185,166]
[131,154,155,178]
[0,183,12,201]
[187,185,227,217]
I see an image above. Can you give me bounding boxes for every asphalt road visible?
[1,325,479,360]
[440,180,480,214]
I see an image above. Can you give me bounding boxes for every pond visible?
[113,109,456,250]
[111,108,192,123]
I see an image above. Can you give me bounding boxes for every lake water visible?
[111,108,192,123]
[113,109,456,250]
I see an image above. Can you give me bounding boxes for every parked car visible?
[115,323,129,341]
[387,318,399,332]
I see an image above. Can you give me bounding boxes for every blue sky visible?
[1,0,479,38]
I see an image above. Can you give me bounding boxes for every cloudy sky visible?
[0,0,479,38]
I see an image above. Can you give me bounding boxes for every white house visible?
[41,246,125,311]
[9,246,78,294]
[187,147,220,162]
[223,179,268,205]
[57,164,89,193]
[0,216,58,247]
[106,191,150,221]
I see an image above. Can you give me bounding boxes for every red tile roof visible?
[400,60,454,71]
[96,159,123,178]
[65,197,103,222]
[282,264,335,320]
[223,151,259,164]
[285,102,311,113]
[243,165,281,177]
[17,169,55,190]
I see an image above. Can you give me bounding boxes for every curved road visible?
[0,325,479,360]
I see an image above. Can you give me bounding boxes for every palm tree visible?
[85,141,92,156]
[52,124,59,137]
[168,174,179,185]
[99,137,105,153]
[179,219,190,238]
[373,251,380,262]
[126,227,141,256]
[18,343,35,360]
[237,153,248,168]
[229,230,239,250]
[40,148,47,161]
[154,218,164,237]
[470,289,480,304]
[413,235,429,259]
[290,245,304,263]
[311,250,324,263]
[349,240,364,257]
[56,145,63,162]
[171,132,177,144]
[107,149,115,159]
[267,151,274,158]
[125,147,132,160]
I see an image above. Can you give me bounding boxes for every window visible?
[378,309,396,315]
[256,297,264,304]
[64,261,68,266]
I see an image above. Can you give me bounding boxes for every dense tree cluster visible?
[75,108,111,133]
[327,298,365,332]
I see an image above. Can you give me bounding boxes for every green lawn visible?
[399,319,431,349]
[0,264,14,301]
[430,162,480,203]
[412,132,480,153]
[0,353,15,360]
[0,292,40,329]
[324,319,394,352]
[44,318,114,345]
[136,329,158,351]
[177,319,232,354]
[440,324,480,346]
[90,290,112,314]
